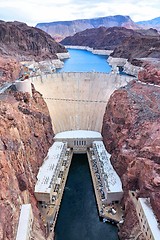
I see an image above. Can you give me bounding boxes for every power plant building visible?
[34,142,67,203]
[16,204,33,240]
[54,130,102,153]
[136,198,160,240]
[92,141,123,204]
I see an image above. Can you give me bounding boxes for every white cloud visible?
[0,0,159,26]
[88,1,160,22]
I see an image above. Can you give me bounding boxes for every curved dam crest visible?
[32,72,133,134]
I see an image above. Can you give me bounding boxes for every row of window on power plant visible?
[92,141,123,205]
[34,140,124,207]
[16,140,123,239]
[34,141,69,204]
[137,197,160,240]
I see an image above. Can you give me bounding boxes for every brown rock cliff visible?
[110,33,160,60]
[61,25,160,60]
[61,27,140,50]
[0,86,54,239]
[0,20,67,61]
[0,57,21,87]
[138,61,160,85]
[102,80,160,239]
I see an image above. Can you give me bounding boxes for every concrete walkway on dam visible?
[31,72,133,134]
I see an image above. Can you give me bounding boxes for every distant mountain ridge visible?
[61,26,160,60]
[61,26,140,50]
[36,15,139,41]
[137,17,160,31]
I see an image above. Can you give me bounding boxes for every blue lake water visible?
[55,154,119,240]
[57,48,112,72]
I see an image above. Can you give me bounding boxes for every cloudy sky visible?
[0,0,159,26]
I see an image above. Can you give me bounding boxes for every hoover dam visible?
[32,72,133,134]
[30,72,133,239]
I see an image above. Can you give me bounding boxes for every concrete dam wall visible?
[31,72,133,134]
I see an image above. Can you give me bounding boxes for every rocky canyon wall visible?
[138,60,160,85]
[102,80,160,239]
[0,57,21,87]
[0,21,67,61]
[0,86,54,240]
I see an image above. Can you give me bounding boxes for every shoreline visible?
[64,46,145,77]
[65,45,113,56]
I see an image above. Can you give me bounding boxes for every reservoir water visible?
[55,155,119,240]
[57,48,112,73]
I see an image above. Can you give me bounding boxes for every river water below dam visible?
[55,154,119,240]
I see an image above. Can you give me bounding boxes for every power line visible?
[43,97,106,103]
[0,92,106,103]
